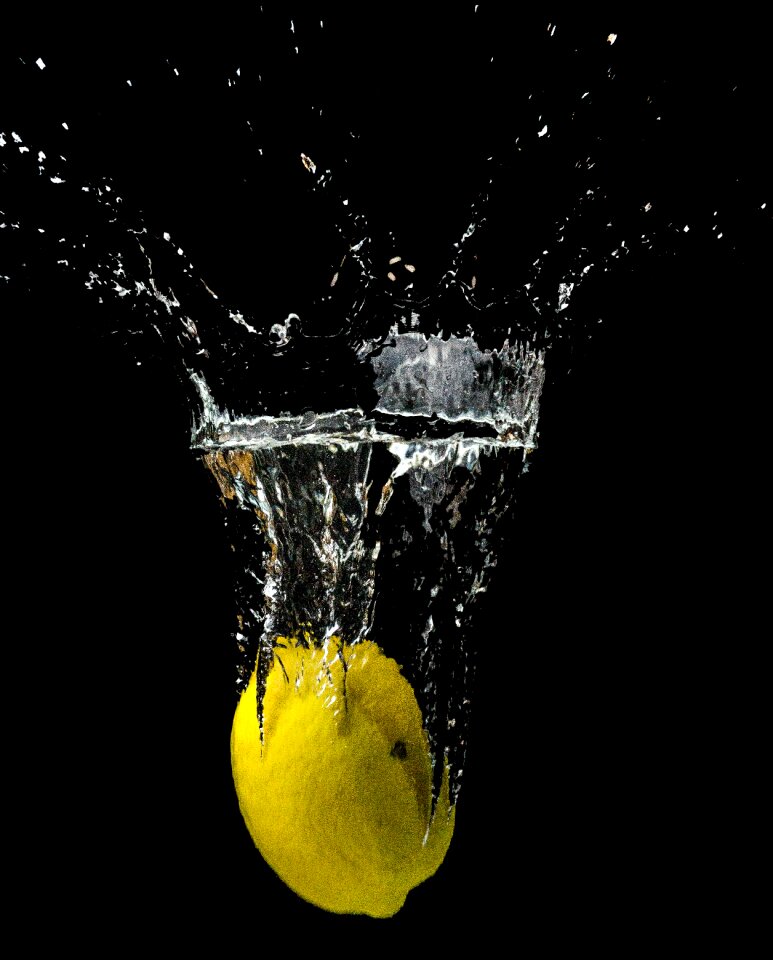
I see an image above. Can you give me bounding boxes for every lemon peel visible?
[231,638,455,917]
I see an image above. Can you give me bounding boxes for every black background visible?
[4,10,769,947]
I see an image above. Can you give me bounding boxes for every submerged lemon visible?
[231,638,455,917]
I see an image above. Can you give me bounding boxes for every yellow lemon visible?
[231,638,455,917]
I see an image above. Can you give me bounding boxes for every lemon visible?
[231,638,455,917]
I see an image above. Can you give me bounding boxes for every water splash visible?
[193,331,544,800]
[2,18,768,889]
